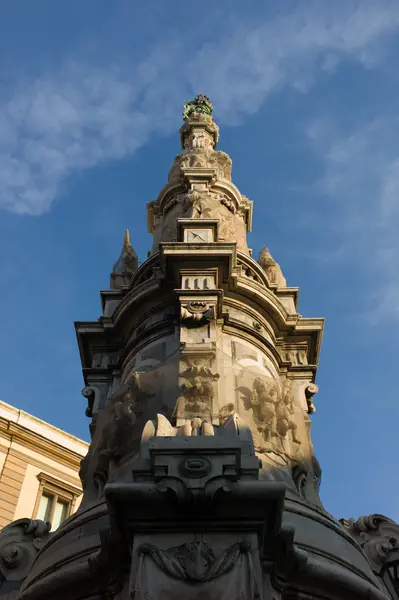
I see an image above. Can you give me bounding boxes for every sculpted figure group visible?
[234,376,300,451]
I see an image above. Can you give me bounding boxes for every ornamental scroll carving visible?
[305,383,319,414]
[341,514,399,574]
[0,519,51,596]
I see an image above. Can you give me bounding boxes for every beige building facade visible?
[0,400,88,531]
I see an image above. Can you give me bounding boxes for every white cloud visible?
[1,1,399,215]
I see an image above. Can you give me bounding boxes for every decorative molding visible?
[0,422,86,472]
[36,472,82,498]
[6,448,83,493]
[305,383,319,414]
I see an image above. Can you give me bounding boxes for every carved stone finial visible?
[110,228,138,289]
[179,94,219,151]
[258,246,287,288]
[183,94,213,121]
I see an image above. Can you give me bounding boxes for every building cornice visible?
[0,420,87,472]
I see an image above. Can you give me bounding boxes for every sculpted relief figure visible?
[80,370,153,498]
[275,380,301,445]
[177,361,220,419]
[258,246,287,287]
[235,376,301,456]
[237,376,279,443]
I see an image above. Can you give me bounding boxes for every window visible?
[36,491,70,531]
[33,473,81,532]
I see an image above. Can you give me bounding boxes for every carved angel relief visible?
[232,376,301,457]
[177,361,219,420]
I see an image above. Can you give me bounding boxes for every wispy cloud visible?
[305,115,399,322]
[1,1,399,215]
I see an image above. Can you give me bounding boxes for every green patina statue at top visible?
[183,94,213,121]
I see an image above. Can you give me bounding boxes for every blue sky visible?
[0,0,398,523]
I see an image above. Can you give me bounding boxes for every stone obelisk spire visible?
[147,94,253,254]
[17,96,394,600]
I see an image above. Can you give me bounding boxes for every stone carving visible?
[136,540,252,583]
[103,422,283,600]
[142,414,216,440]
[305,383,319,414]
[180,301,215,322]
[280,349,308,366]
[258,246,287,287]
[162,190,211,218]
[0,519,51,596]
[250,376,280,439]
[81,384,101,418]
[168,150,232,181]
[185,131,214,152]
[237,377,301,455]
[219,403,236,425]
[253,321,263,333]
[110,229,139,289]
[341,514,399,574]
[275,380,301,445]
[178,361,220,419]
[183,94,213,121]
[86,370,154,495]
